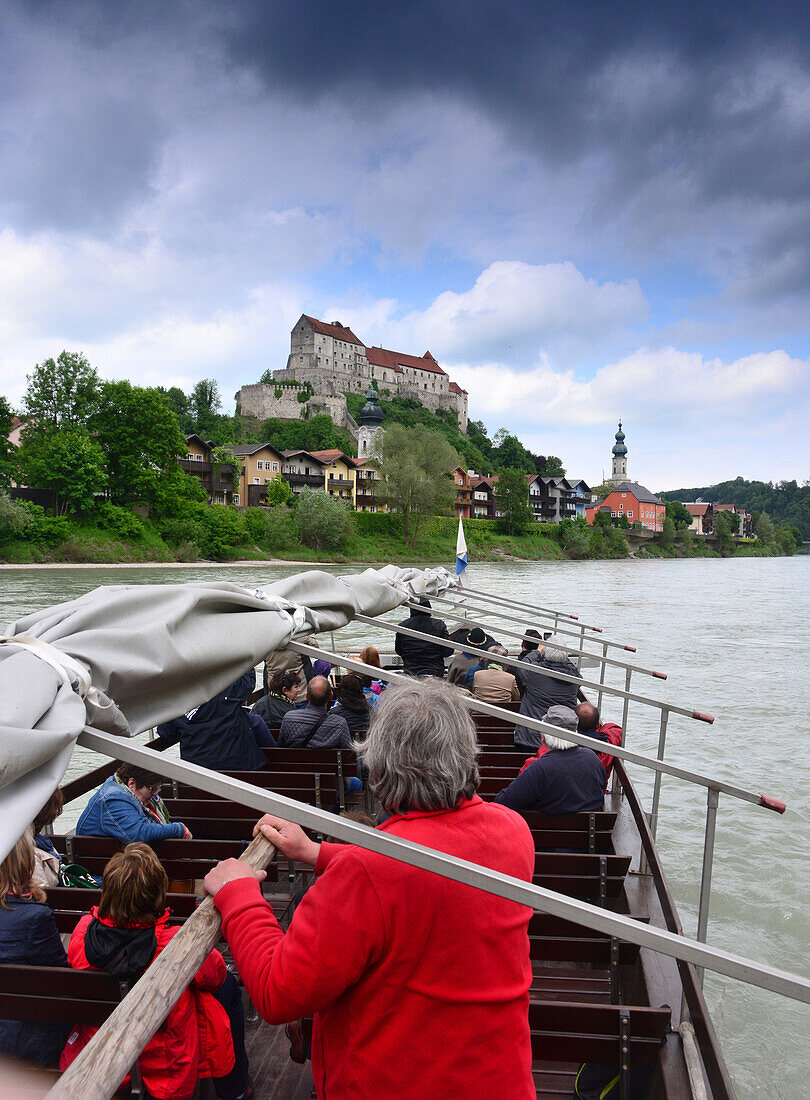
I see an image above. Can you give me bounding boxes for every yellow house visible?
[308,449,356,507]
[352,457,386,512]
[230,443,287,507]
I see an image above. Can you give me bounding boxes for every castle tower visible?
[357,379,384,458]
[610,419,628,483]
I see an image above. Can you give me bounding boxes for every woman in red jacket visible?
[61,843,251,1100]
[205,677,536,1100]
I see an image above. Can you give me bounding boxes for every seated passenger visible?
[446,626,487,685]
[495,706,606,814]
[157,668,275,771]
[278,676,353,750]
[61,843,250,1100]
[394,597,450,678]
[359,646,385,707]
[31,789,64,889]
[512,638,581,753]
[332,673,370,735]
[0,830,70,1067]
[76,764,191,844]
[471,646,521,704]
[576,701,623,786]
[252,669,300,728]
[204,678,536,1100]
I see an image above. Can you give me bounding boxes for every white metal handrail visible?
[76,727,809,1005]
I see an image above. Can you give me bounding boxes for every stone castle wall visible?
[236,384,352,430]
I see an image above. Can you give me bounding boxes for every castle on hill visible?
[237,315,468,435]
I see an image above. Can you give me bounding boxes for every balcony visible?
[284,472,324,488]
[327,476,353,488]
[355,492,378,507]
[179,458,212,474]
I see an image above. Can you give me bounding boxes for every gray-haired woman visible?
[204,677,536,1100]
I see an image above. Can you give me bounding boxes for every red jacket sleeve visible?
[157,924,226,990]
[214,850,386,1025]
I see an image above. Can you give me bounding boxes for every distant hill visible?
[659,477,810,538]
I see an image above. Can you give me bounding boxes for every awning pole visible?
[696,787,721,984]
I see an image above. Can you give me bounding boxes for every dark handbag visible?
[58,862,100,889]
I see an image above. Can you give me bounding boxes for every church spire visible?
[610,419,628,483]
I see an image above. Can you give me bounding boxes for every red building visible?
[586,480,665,532]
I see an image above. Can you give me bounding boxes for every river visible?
[2,557,808,1099]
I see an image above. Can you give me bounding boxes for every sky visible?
[1,0,809,490]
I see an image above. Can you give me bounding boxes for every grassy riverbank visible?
[0,506,791,565]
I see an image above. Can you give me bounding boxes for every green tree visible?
[714,511,735,555]
[660,516,676,549]
[93,382,188,509]
[724,510,741,535]
[295,489,351,551]
[665,499,692,530]
[374,423,460,546]
[158,386,193,433]
[265,475,295,505]
[538,455,566,477]
[190,379,222,437]
[492,431,536,474]
[0,396,15,490]
[17,429,107,514]
[590,480,615,501]
[775,525,799,556]
[562,523,590,559]
[22,351,100,435]
[497,466,532,535]
[754,511,774,544]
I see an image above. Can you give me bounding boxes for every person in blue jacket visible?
[157,668,275,772]
[0,829,70,1066]
[76,764,191,843]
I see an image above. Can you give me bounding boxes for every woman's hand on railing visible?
[204,857,267,896]
[253,814,321,867]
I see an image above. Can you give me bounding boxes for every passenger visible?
[263,646,311,695]
[576,701,623,786]
[471,645,521,704]
[313,659,333,684]
[61,843,250,1100]
[495,706,606,814]
[332,673,370,735]
[76,764,191,844]
[394,596,450,678]
[278,676,353,750]
[204,678,535,1100]
[446,626,488,685]
[512,637,581,752]
[359,646,385,707]
[31,789,64,889]
[157,669,276,771]
[0,830,70,1067]
[252,669,300,728]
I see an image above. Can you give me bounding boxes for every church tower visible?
[610,420,628,484]
[357,379,384,458]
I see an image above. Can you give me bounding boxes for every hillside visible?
[660,477,809,538]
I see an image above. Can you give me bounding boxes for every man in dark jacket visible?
[495,706,606,814]
[278,676,353,750]
[446,626,488,685]
[513,638,580,752]
[395,598,450,678]
[157,668,275,771]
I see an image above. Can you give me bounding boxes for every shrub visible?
[95,501,145,540]
[243,505,298,552]
[198,505,248,559]
[562,525,590,559]
[295,489,351,551]
[0,493,32,544]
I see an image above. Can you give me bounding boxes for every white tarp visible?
[0,565,456,862]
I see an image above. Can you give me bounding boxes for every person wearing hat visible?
[446,626,489,685]
[394,597,450,679]
[494,705,606,814]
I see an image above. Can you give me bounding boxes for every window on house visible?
[253,477,260,484]
[628,511,633,518]
[621,492,626,497]
[272,462,279,472]
[233,494,240,505]
[610,510,616,517]
[257,461,263,470]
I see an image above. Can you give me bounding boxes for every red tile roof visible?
[302,315,363,346]
[448,380,467,394]
[366,345,446,376]
[308,449,352,463]
[685,503,711,516]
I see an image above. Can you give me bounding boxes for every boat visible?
[1,565,806,1099]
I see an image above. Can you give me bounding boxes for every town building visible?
[609,421,628,484]
[453,467,474,518]
[280,450,327,497]
[179,435,235,505]
[309,449,357,507]
[586,481,665,531]
[567,479,592,518]
[527,475,579,524]
[237,314,468,434]
[471,476,500,519]
[352,458,385,512]
[713,503,753,538]
[230,443,286,507]
[356,379,385,459]
[684,502,714,536]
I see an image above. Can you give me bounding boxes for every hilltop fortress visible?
[237,315,469,434]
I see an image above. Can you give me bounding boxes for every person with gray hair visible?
[203,677,536,1100]
[495,704,607,814]
[512,637,581,753]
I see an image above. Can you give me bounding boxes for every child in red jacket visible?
[60,843,251,1100]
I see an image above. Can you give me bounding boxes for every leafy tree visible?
[562,523,590,559]
[17,429,107,514]
[660,516,676,549]
[261,413,355,455]
[491,431,535,475]
[0,396,15,490]
[724,510,741,535]
[659,476,810,539]
[295,488,351,551]
[157,386,193,434]
[22,352,100,435]
[590,480,615,501]
[265,475,295,505]
[714,511,735,555]
[664,499,692,530]
[754,511,774,544]
[497,466,532,535]
[538,455,566,477]
[92,382,188,509]
[190,379,222,436]
[259,369,274,384]
[374,423,460,545]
